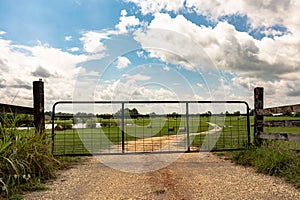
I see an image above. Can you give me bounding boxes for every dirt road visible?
[24,153,300,200]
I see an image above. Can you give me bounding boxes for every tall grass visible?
[0,114,60,198]
[230,144,300,188]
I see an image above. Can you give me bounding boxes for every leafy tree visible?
[233,111,241,116]
[114,108,140,118]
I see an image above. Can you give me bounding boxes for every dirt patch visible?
[124,122,221,152]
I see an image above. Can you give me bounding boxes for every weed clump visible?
[0,114,60,198]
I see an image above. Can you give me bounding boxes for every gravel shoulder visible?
[24,152,300,200]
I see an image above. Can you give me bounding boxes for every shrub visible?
[0,114,60,198]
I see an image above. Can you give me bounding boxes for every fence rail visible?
[0,103,33,114]
[254,87,300,143]
[0,80,45,132]
[256,104,300,115]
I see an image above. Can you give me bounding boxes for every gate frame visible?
[51,100,251,155]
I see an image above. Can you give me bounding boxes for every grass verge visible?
[229,144,300,189]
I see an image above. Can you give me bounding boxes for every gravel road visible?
[24,152,300,200]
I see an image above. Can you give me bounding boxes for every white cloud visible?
[124,0,185,15]
[134,13,300,80]
[65,36,73,41]
[127,0,299,33]
[132,11,300,106]
[116,56,131,69]
[232,76,300,107]
[0,37,87,109]
[123,73,151,81]
[80,31,107,53]
[68,47,80,52]
[116,9,140,33]
[0,31,6,35]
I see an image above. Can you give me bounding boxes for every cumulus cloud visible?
[123,73,151,81]
[68,47,80,52]
[31,66,52,78]
[127,0,299,32]
[0,37,87,109]
[116,56,131,69]
[124,0,185,15]
[128,3,300,106]
[80,31,108,53]
[116,9,140,33]
[134,13,300,80]
[95,78,178,103]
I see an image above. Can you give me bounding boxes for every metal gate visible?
[50,101,250,156]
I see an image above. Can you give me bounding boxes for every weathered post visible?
[254,87,263,145]
[33,79,45,133]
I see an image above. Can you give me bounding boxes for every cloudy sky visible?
[0,0,299,113]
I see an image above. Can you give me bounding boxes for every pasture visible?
[50,115,250,155]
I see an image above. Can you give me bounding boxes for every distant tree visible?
[149,112,157,117]
[205,111,212,116]
[130,108,139,118]
[96,114,113,119]
[167,112,180,118]
[233,111,241,116]
[114,108,139,118]
[45,111,52,116]
[201,111,211,117]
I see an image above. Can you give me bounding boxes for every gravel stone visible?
[24,153,300,200]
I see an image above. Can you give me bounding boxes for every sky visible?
[0,0,299,114]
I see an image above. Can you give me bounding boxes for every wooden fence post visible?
[33,79,45,133]
[254,87,264,145]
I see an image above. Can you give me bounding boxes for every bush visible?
[230,145,300,188]
[0,114,60,198]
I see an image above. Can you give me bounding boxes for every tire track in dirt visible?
[124,122,222,152]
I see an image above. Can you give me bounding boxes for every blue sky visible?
[0,0,299,113]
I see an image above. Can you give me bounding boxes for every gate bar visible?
[121,102,125,153]
[186,102,190,152]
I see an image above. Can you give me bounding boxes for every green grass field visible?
[51,116,251,155]
[51,117,210,155]
[191,116,249,150]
